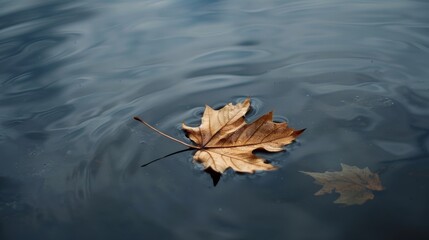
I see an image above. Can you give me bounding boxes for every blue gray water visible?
[1,0,429,239]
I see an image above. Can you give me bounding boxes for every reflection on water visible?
[1,0,429,239]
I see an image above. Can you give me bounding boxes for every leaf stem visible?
[133,116,200,149]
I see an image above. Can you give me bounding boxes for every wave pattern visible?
[1,0,429,239]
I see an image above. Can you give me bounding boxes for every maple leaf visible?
[134,98,305,174]
[301,164,384,205]
[182,98,305,173]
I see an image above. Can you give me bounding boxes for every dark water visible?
[1,0,429,239]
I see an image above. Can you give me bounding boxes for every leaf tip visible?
[293,128,306,137]
[242,97,251,106]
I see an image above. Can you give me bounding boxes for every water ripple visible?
[1,0,429,239]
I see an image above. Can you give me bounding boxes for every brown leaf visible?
[182,98,305,173]
[301,164,384,205]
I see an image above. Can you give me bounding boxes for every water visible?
[1,0,429,239]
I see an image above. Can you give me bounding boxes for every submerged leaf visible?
[301,163,383,205]
[182,98,305,173]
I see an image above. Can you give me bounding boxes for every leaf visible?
[301,164,384,205]
[182,98,305,174]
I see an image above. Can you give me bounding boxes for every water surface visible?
[1,0,429,239]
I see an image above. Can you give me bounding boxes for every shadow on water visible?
[140,148,194,168]
[204,168,222,186]
[140,148,223,186]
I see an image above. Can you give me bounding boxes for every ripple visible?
[245,97,263,120]
[187,63,271,78]
[190,48,271,63]
[2,0,429,238]
[374,140,419,156]
[273,115,289,124]
[192,105,205,115]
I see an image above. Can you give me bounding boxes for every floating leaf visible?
[135,98,305,174]
[301,164,383,205]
